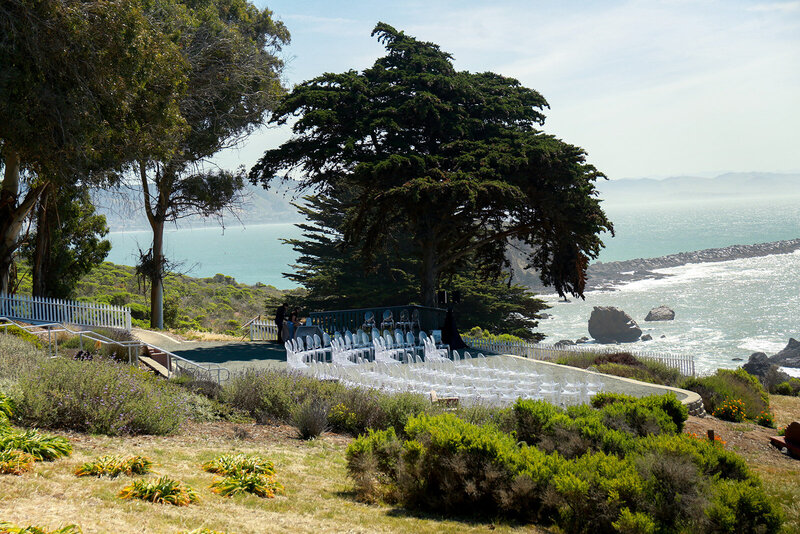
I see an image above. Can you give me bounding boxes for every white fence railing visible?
[462,336,695,376]
[0,294,131,330]
[243,317,278,341]
[0,317,229,384]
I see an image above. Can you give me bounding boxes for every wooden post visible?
[708,429,715,442]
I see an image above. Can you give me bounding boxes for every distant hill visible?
[595,172,800,204]
[94,182,304,231]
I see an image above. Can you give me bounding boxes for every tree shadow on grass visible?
[331,490,536,530]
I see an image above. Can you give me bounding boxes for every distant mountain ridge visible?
[595,172,800,203]
[95,183,304,231]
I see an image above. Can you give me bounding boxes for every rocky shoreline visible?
[582,238,800,291]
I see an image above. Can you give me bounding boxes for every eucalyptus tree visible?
[136,0,289,328]
[252,23,613,307]
[0,0,186,294]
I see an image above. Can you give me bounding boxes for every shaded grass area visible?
[0,423,547,533]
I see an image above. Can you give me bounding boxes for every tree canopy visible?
[134,0,289,327]
[284,189,548,340]
[251,23,613,307]
[0,0,187,293]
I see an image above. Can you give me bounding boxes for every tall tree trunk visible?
[31,185,52,297]
[420,238,438,307]
[149,217,165,329]
[0,150,45,294]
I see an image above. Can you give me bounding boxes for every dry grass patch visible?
[0,422,547,533]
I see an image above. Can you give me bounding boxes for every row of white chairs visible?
[303,354,606,407]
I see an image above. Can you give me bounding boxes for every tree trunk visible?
[149,218,165,329]
[31,185,52,297]
[0,151,45,294]
[420,238,439,307]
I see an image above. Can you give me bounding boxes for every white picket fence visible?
[243,317,278,341]
[0,294,132,331]
[463,336,695,376]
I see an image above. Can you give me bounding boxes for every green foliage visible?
[773,379,800,396]
[292,399,329,440]
[0,523,81,534]
[74,455,153,478]
[557,351,683,387]
[705,480,783,534]
[0,325,44,350]
[16,356,188,435]
[71,261,290,334]
[252,23,613,306]
[118,475,199,506]
[683,368,769,420]
[210,470,284,498]
[0,428,71,461]
[755,410,776,428]
[713,398,747,422]
[202,454,275,477]
[346,398,780,532]
[0,448,35,475]
[20,185,110,298]
[0,391,15,426]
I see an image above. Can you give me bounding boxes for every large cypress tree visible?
[252,23,613,307]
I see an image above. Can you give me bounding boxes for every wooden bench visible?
[770,421,800,460]
[430,390,459,409]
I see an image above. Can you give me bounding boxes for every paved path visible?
[131,328,287,375]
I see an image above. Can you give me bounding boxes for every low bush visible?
[755,410,776,428]
[0,429,72,461]
[74,455,153,477]
[210,470,284,498]
[0,449,35,475]
[0,523,81,534]
[713,398,747,422]
[118,475,199,506]
[683,368,769,420]
[221,369,433,436]
[347,399,781,533]
[202,454,275,476]
[773,378,800,396]
[556,351,684,387]
[292,399,329,440]
[16,356,188,435]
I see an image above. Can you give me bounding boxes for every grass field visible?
[0,421,547,534]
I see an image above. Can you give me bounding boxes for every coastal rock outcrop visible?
[743,352,772,377]
[588,306,642,343]
[645,305,675,321]
[769,338,800,368]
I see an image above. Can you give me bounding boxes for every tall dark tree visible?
[285,190,547,340]
[137,0,289,328]
[252,23,613,307]
[0,0,187,293]
[21,185,111,298]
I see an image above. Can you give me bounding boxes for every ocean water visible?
[539,250,800,374]
[106,223,305,288]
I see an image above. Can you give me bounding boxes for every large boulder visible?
[645,305,675,321]
[769,338,800,368]
[743,352,772,377]
[588,306,642,343]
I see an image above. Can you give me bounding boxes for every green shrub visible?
[16,357,188,435]
[683,368,769,419]
[0,448,36,475]
[74,455,153,477]
[118,475,198,506]
[0,522,81,534]
[210,470,283,498]
[713,398,747,422]
[705,479,782,533]
[345,402,780,532]
[202,454,275,476]
[0,429,72,461]
[755,410,776,428]
[292,398,329,440]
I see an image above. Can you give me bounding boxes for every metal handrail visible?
[0,317,230,384]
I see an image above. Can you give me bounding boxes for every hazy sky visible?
[219,0,800,180]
